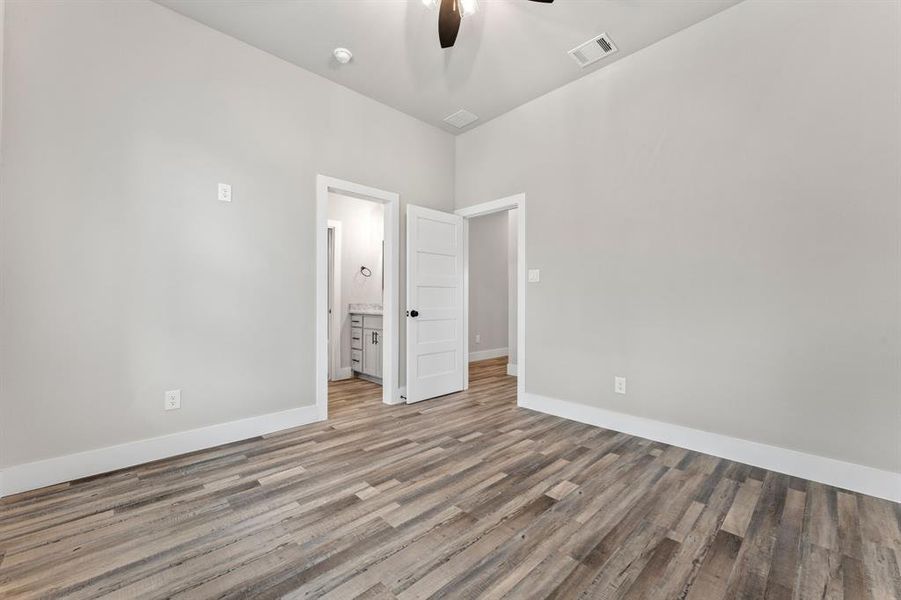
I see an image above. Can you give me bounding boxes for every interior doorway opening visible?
[316,175,400,418]
[464,208,518,379]
[457,194,527,402]
[327,194,385,386]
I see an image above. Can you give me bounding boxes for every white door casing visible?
[326,220,343,382]
[455,193,526,398]
[317,175,399,415]
[405,205,465,403]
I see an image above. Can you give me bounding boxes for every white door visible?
[406,205,465,403]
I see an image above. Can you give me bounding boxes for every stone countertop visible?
[349,303,383,316]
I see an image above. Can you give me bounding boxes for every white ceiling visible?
[155,0,742,134]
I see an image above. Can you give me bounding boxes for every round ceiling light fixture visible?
[333,47,353,64]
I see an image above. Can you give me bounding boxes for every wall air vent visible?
[443,109,479,129]
[568,33,618,68]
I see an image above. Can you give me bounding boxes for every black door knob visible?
[410,310,419,318]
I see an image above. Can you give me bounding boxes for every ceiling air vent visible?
[443,109,479,129]
[568,33,618,68]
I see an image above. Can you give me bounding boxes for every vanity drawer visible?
[363,315,382,330]
[351,327,363,350]
[350,314,363,327]
[351,349,363,370]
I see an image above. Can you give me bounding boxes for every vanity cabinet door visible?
[363,328,379,377]
[373,329,382,377]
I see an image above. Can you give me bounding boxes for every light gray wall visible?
[0,0,454,467]
[328,192,384,371]
[455,0,901,473]
[468,211,508,354]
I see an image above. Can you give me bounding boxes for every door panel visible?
[406,205,464,403]
[363,328,378,377]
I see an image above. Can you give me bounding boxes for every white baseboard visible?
[507,362,518,377]
[331,367,353,381]
[0,405,323,498]
[469,347,508,362]
[519,392,901,503]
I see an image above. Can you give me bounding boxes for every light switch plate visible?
[528,269,540,283]
[218,183,232,202]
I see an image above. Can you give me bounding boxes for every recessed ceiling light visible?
[333,47,353,64]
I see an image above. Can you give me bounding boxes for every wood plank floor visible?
[1,357,899,599]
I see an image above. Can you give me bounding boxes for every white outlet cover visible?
[614,377,626,395]
[218,182,232,202]
[165,389,181,410]
[528,269,540,283]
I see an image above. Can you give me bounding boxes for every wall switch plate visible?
[475,334,481,344]
[614,377,626,395]
[165,389,181,410]
[528,269,540,283]
[218,183,232,202]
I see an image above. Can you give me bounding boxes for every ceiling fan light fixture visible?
[459,0,478,17]
[434,0,544,49]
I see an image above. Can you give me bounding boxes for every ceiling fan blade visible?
[438,0,461,48]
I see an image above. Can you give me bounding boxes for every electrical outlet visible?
[218,183,232,202]
[614,377,626,395]
[475,333,481,344]
[165,389,181,410]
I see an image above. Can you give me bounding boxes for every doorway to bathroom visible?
[328,193,384,384]
[316,176,400,417]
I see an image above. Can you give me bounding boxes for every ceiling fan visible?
[423,0,554,49]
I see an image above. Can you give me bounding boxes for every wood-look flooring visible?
[0,357,899,599]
